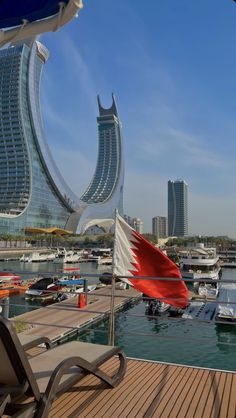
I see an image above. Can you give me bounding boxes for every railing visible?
[1,271,236,368]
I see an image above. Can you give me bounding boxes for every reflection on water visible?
[1,260,236,370]
[78,268,236,371]
[79,301,236,371]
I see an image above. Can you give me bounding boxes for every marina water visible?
[1,260,236,372]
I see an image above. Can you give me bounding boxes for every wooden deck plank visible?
[3,358,236,418]
[152,366,197,417]
[172,368,205,417]
[184,369,211,418]
[106,363,166,418]
[49,359,119,417]
[227,373,236,418]
[193,371,218,417]
[202,371,224,418]
[125,364,176,418]
[139,365,181,418]
[216,373,233,418]
[13,286,140,342]
[47,360,236,418]
[49,359,140,417]
[78,360,158,417]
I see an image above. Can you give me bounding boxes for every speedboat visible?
[197,283,219,298]
[0,271,21,283]
[25,277,61,301]
[145,299,170,315]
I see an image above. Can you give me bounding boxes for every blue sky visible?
[41,0,236,236]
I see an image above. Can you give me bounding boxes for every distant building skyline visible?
[168,180,188,237]
[152,216,167,239]
[124,214,144,234]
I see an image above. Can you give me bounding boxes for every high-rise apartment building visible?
[168,180,188,237]
[124,215,143,234]
[0,39,79,235]
[152,216,167,238]
[78,94,124,233]
[81,95,124,209]
[132,218,143,234]
[0,39,125,235]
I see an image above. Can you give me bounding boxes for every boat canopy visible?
[0,0,83,48]
[0,1,70,28]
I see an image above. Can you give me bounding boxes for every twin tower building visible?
[0,38,188,237]
[0,39,124,235]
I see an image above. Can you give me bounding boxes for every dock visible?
[182,301,216,321]
[12,286,141,342]
[5,287,236,417]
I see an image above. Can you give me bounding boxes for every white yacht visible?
[218,250,236,268]
[28,252,48,263]
[179,243,221,281]
[215,282,236,321]
[97,256,113,266]
[63,250,80,264]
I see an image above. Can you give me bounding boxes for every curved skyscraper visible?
[0,39,124,235]
[0,39,79,234]
[77,94,124,233]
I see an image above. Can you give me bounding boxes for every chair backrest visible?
[0,316,40,400]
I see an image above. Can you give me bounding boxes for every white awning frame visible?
[0,0,83,48]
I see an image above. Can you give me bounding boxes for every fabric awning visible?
[0,0,70,28]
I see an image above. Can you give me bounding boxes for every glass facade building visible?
[77,94,124,233]
[0,40,125,235]
[168,180,188,237]
[81,94,123,208]
[0,40,79,235]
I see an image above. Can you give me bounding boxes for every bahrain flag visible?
[113,213,188,308]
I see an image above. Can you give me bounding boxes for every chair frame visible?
[0,317,126,418]
[18,333,52,351]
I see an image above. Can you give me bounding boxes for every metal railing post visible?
[2,297,9,319]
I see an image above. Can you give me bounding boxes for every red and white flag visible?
[113,213,188,308]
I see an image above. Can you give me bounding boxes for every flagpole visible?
[108,209,118,346]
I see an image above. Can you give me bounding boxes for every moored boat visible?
[197,282,219,299]
[0,271,21,283]
[25,277,61,301]
[145,299,171,315]
[179,243,221,281]
[0,282,28,297]
[215,282,236,322]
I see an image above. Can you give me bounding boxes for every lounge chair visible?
[18,333,52,351]
[0,316,126,418]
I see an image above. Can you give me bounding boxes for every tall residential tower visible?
[78,94,124,233]
[168,180,188,237]
[0,39,125,235]
[0,39,79,234]
[152,216,167,239]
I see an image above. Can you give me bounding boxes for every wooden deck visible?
[5,287,236,417]
[47,358,236,418]
[12,286,140,342]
